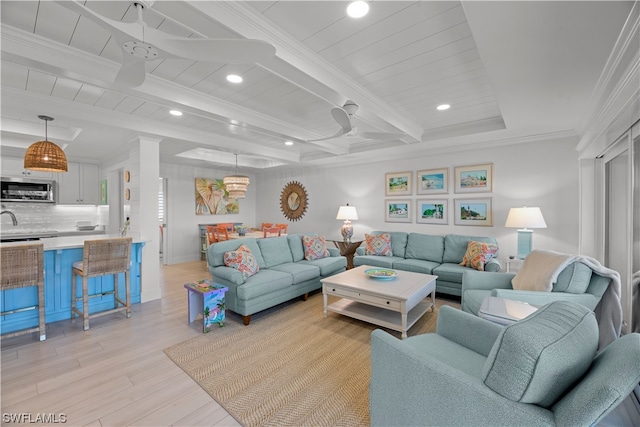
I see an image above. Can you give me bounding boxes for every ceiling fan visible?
[58,1,276,88]
[309,101,405,142]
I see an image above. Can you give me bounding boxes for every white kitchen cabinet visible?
[56,163,99,204]
[1,156,53,179]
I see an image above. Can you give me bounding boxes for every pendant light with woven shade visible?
[223,154,250,199]
[24,115,68,172]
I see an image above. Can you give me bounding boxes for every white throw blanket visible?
[512,249,622,350]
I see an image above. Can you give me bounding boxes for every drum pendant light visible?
[24,115,68,172]
[223,154,250,199]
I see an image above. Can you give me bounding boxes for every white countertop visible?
[0,233,147,250]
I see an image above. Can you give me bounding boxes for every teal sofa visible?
[354,232,500,296]
[370,301,640,426]
[206,234,346,325]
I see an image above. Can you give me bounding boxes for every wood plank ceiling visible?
[0,1,633,169]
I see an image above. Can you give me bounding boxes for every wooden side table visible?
[184,280,228,332]
[329,240,363,269]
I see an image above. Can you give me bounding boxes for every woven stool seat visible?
[71,237,132,330]
[0,243,46,341]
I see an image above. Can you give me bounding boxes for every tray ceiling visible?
[0,1,633,169]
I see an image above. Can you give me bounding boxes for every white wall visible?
[252,136,580,263]
[160,162,257,264]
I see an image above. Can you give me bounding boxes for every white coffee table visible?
[321,265,437,339]
[478,296,539,326]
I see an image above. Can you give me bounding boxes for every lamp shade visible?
[223,154,250,199]
[336,205,358,221]
[24,115,68,172]
[223,175,250,199]
[504,207,547,229]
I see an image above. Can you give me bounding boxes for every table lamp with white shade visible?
[504,206,547,259]
[336,204,358,243]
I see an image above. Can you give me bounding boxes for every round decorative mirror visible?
[280,181,308,221]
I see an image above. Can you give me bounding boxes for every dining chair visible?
[215,226,230,241]
[205,226,217,246]
[261,222,273,231]
[0,243,46,341]
[217,223,234,232]
[263,227,282,238]
[274,223,288,234]
[71,237,132,331]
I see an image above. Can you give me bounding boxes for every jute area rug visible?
[164,291,460,427]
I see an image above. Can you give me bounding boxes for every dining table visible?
[227,231,269,239]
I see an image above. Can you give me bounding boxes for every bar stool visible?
[71,237,132,330]
[0,243,46,341]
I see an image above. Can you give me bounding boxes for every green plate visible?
[364,268,397,280]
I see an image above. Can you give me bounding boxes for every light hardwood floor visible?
[2,261,637,426]
[1,260,240,427]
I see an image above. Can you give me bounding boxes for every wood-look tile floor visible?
[1,261,240,427]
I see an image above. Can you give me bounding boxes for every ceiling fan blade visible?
[308,127,350,142]
[331,107,352,132]
[144,27,276,64]
[115,55,147,87]
[56,1,143,44]
[359,132,406,141]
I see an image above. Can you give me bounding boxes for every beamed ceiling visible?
[0,1,634,170]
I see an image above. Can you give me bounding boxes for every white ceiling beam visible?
[1,25,348,156]
[184,1,424,142]
[1,87,301,163]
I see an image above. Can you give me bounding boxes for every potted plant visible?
[235,224,250,236]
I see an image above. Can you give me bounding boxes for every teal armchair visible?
[461,265,610,317]
[370,302,640,427]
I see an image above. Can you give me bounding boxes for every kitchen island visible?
[0,234,146,335]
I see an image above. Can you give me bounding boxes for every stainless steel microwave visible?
[0,177,56,203]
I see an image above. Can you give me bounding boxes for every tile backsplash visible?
[0,203,108,233]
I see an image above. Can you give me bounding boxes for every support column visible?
[130,136,161,302]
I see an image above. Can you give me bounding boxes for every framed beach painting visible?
[454,163,493,193]
[385,199,411,223]
[417,168,448,195]
[416,199,448,225]
[454,198,493,226]
[385,171,412,196]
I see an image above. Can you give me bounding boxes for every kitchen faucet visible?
[1,210,18,226]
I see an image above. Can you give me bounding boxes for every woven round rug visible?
[164,290,458,427]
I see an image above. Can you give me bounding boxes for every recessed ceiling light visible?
[284,140,294,146]
[347,1,369,18]
[169,110,183,116]
[226,74,243,83]
[436,104,451,111]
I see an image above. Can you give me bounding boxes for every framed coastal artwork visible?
[454,163,493,193]
[195,178,239,215]
[416,168,448,195]
[416,199,448,225]
[454,198,493,226]
[385,199,411,223]
[385,171,412,196]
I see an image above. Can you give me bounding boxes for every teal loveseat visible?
[370,301,640,426]
[354,232,500,296]
[206,234,346,325]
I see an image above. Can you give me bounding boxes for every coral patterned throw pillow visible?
[365,233,393,256]
[302,235,330,260]
[224,245,259,280]
[459,241,498,271]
